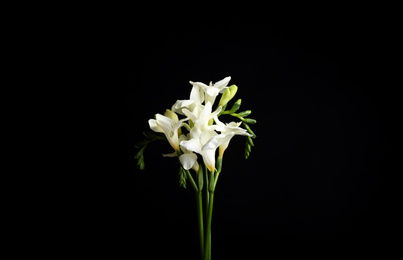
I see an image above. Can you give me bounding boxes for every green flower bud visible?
[164,109,179,122]
[247,136,254,147]
[238,110,252,117]
[219,85,238,106]
[242,118,257,124]
[164,109,181,135]
[243,123,256,138]
[228,99,242,113]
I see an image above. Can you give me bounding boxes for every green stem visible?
[185,170,198,193]
[203,165,209,224]
[196,191,204,259]
[204,191,214,260]
[204,170,215,260]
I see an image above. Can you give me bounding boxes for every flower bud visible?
[228,99,242,113]
[164,109,179,122]
[237,110,252,117]
[242,118,257,124]
[219,85,238,106]
[164,109,181,136]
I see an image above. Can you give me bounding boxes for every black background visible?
[89,14,391,258]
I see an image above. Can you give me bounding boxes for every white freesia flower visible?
[171,81,205,116]
[212,116,252,157]
[148,113,189,152]
[190,76,231,106]
[162,135,199,172]
[147,76,253,173]
[178,135,199,172]
[180,102,222,172]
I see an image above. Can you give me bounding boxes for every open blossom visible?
[177,135,199,172]
[172,76,231,116]
[147,76,254,172]
[148,113,188,152]
[180,102,222,172]
[212,116,252,157]
[171,80,205,116]
[190,76,231,105]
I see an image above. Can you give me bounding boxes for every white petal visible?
[156,114,175,127]
[199,102,212,125]
[148,119,163,133]
[173,117,189,132]
[202,132,235,151]
[182,108,198,122]
[214,76,231,91]
[190,81,209,92]
[200,129,218,146]
[180,138,202,154]
[201,149,216,172]
[171,100,195,115]
[190,85,204,105]
[204,94,216,106]
[179,153,198,170]
[192,160,200,172]
[206,86,220,97]
[210,106,222,119]
[155,119,172,136]
[213,116,225,129]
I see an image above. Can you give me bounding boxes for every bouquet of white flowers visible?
[135,76,256,260]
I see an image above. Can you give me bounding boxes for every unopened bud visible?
[238,110,252,117]
[242,118,257,124]
[219,85,238,106]
[229,99,242,113]
[164,109,179,122]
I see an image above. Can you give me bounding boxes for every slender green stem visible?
[196,191,204,259]
[204,170,216,260]
[203,165,209,224]
[185,170,198,193]
[204,191,214,260]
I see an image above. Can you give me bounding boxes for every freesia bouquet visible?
[135,76,256,259]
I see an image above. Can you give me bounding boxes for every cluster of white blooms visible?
[148,77,251,172]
